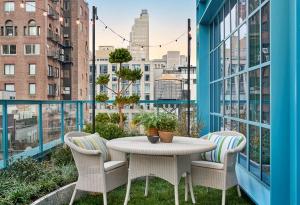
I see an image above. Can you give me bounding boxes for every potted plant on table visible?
[157,113,178,143]
[133,113,160,143]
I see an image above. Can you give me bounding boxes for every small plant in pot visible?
[157,113,178,143]
[133,113,160,143]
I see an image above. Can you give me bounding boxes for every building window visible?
[145,64,150,72]
[3,20,17,36]
[5,83,14,91]
[100,65,108,74]
[24,44,40,55]
[112,65,117,72]
[4,2,15,12]
[145,74,150,81]
[29,64,36,75]
[48,84,57,96]
[144,83,150,93]
[1,45,16,55]
[29,83,36,95]
[25,1,36,12]
[4,64,15,75]
[208,0,270,186]
[26,20,40,36]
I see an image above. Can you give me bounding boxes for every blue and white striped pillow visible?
[72,133,109,162]
[201,133,243,163]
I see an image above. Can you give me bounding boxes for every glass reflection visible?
[210,23,214,51]
[214,81,223,114]
[225,38,231,76]
[219,9,224,41]
[249,125,260,177]
[239,23,247,71]
[210,84,214,113]
[249,0,259,14]
[225,79,231,115]
[262,66,270,124]
[43,104,61,144]
[249,69,260,122]
[231,31,239,74]
[249,11,260,67]
[262,128,270,185]
[261,3,270,63]
[219,43,224,78]
[224,118,231,130]
[231,120,238,131]
[231,76,239,117]
[210,53,214,81]
[214,15,219,47]
[230,0,238,30]
[224,1,231,38]
[239,73,248,119]
[238,0,247,24]
[239,122,247,155]
[214,47,219,80]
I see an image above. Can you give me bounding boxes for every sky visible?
[87,0,196,65]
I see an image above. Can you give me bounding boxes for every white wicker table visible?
[107,136,216,205]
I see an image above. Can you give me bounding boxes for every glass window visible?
[29,64,36,75]
[224,38,231,76]
[144,64,150,72]
[213,50,218,80]
[4,2,15,12]
[210,53,214,82]
[249,11,260,67]
[249,69,260,122]
[231,76,239,117]
[239,73,248,119]
[262,128,270,185]
[230,0,238,30]
[239,122,247,167]
[210,23,214,50]
[29,83,36,95]
[224,1,231,38]
[238,0,247,24]
[231,120,238,131]
[112,65,117,72]
[224,79,231,115]
[24,44,40,55]
[210,84,214,113]
[231,31,239,74]
[239,23,247,71]
[4,64,15,75]
[26,1,36,12]
[224,118,231,130]
[219,43,224,78]
[219,9,224,42]
[261,3,270,63]
[262,66,270,124]
[214,81,223,114]
[214,16,219,47]
[249,125,260,178]
[249,0,259,14]
[5,84,15,91]
[144,83,150,93]
[2,45,16,55]
[28,20,39,36]
[5,20,14,36]
[145,74,150,81]
[100,65,108,74]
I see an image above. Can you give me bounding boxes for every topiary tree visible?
[96,48,143,128]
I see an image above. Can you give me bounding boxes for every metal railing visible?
[0,100,196,169]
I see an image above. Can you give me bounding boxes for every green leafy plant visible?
[85,122,126,140]
[133,112,159,130]
[95,48,143,129]
[95,113,127,124]
[157,113,178,132]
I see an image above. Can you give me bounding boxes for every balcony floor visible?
[74,178,254,205]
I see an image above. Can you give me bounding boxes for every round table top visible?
[107,136,216,156]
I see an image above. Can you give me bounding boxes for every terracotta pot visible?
[158,131,174,143]
[147,128,159,137]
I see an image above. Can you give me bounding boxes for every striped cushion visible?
[72,133,109,162]
[201,133,243,163]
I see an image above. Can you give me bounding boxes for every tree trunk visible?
[117,62,124,129]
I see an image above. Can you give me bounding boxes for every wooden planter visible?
[158,131,174,143]
[147,128,159,137]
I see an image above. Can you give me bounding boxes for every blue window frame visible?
[209,0,270,186]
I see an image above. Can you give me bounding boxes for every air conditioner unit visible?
[63,34,69,38]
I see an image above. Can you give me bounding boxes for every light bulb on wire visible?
[76,18,80,25]
[59,16,64,22]
[43,11,48,16]
[20,1,25,8]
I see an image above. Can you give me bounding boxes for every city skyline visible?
[87,0,196,65]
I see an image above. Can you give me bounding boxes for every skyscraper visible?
[129,10,149,61]
[0,0,89,100]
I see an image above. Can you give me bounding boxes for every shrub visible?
[51,145,74,166]
[85,122,126,140]
[157,113,178,132]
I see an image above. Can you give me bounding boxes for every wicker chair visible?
[64,132,128,205]
[188,131,246,205]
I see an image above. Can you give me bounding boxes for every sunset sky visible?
[87,0,196,65]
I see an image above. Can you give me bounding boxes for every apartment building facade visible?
[0,0,89,100]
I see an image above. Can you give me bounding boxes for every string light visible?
[76,18,80,25]
[59,17,64,22]
[20,1,25,8]
[43,11,48,16]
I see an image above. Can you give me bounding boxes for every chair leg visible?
[185,176,188,202]
[103,192,107,205]
[237,185,242,197]
[222,190,226,205]
[69,188,77,205]
[144,176,149,197]
[124,178,132,205]
[188,173,196,204]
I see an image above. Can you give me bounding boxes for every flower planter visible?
[159,131,174,143]
[147,128,159,137]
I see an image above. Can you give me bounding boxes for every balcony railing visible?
[0,100,196,169]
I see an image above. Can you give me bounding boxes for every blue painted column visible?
[38,102,43,153]
[2,101,8,168]
[61,101,65,142]
[79,102,84,131]
[197,22,210,136]
[76,102,79,131]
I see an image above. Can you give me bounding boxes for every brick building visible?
[0,0,89,100]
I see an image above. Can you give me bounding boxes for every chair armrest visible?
[66,141,102,156]
[108,148,127,161]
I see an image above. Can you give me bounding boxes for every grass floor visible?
[74,178,254,205]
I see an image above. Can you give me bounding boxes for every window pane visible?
[224,79,231,115]
[224,1,231,38]
[225,38,231,76]
[249,125,260,178]
[261,2,270,63]
[214,81,223,114]
[238,0,247,24]
[231,31,239,74]
[262,66,270,124]
[214,15,220,47]
[231,76,239,117]
[210,53,214,81]
[224,118,231,130]
[214,48,219,80]
[219,8,224,41]
[210,23,214,50]
[219,43,224,78]
[239,122,247,167]
[249,11,260,67]
[239,23,247,71]
[249,0,259,14]
[26,1,36,12]
[239,73,248,119]
[230,0,238,30]
[210,84,214,113]
[249,69,260,122]
[10,45,16,54]
[262,128,270,185]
